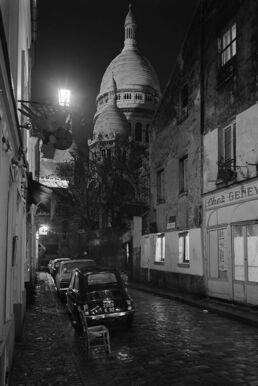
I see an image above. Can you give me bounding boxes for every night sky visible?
[32,0,199,142]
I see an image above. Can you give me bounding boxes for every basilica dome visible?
[97,4,160,103]
[92,4,161,146]
[99,48,161,96]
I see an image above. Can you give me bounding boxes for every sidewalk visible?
[11,272,84,386]
[127,280,258,327]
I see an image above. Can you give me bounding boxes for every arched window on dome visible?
[101,149,106,159]
[145,124,150,143]
[135,122,142,142]
[135,93,143,101]
[107,148,111,162]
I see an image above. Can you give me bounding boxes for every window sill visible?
[154,261,165,265]
[178,263,190,268]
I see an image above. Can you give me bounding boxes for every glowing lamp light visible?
[39,225,49,235]
[58,89,71,107]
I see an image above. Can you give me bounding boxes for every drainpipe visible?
[200,0,207,295]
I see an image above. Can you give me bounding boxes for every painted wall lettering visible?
[205,182,258,209]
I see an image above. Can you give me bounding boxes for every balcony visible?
[216,159,237,185]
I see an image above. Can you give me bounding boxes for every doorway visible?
[232,223,258,303]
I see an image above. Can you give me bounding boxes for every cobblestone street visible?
[11,273,258,386]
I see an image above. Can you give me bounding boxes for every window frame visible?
[155,233,165,264]
[218,22,236,68]
[208,227,227,280]
[178,231,190,265]
[217,122,236,183]
[179,155,188,195]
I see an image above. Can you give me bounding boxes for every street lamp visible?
[58,89,71,107]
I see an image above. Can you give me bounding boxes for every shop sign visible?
[205,181,258,209]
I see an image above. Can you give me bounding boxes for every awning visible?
[27,172,53,207]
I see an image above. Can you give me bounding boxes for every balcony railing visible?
[216,158,237,184]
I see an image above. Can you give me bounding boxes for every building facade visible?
[203,0,258,305]
[141,3,203,294]
[0,1,36,383]
[140,0,258,305]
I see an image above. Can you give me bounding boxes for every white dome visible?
[99,47,161,96]
[98,4,160,98]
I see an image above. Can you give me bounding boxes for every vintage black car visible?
[66,266,135,330]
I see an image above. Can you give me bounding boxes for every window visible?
[155,233,165,263]
[157,169,165,203]
[217,123,236,182]
[101,149,106,159]
[218,23,237,84]
[232,224,258,283]
[209,228,227,280]
[135,122,142,141]
[178,232,189,264]
[135,93,143,101]
[179,155,188,194]
[218,23,236,67]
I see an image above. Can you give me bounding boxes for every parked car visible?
[55,259,96,297]
[49,258,71,277]
[66,266,135,330]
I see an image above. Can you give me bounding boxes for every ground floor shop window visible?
[233,223,258,283]
[155,233,165,263]
[208,228,227,280]
[178,232,189,264]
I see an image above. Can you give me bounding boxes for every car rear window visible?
[87,272,117,285]
[62,261,94,273]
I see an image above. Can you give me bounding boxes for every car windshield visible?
[87,272,118,286]
[62,261,94,273]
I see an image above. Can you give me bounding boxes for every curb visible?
[127,282,258,328]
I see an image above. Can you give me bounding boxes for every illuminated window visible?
[155,233,165,263]
[179,232,189,263]
[218,23,236,67]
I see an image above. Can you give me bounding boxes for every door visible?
[232,223,258,303]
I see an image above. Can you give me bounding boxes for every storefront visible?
[204,179,258,305]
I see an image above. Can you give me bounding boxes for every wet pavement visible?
[11,272,258,386]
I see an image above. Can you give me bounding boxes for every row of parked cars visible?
[48,257,135,330]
